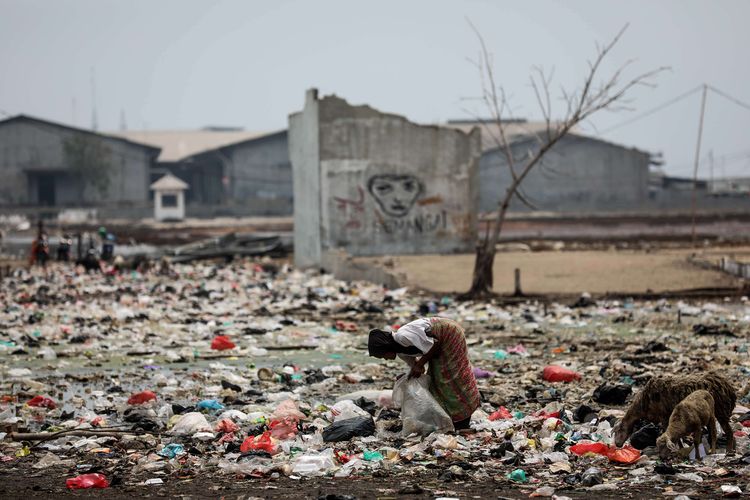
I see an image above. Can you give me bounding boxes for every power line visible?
[708,85,750,113]
[599,85,703,134]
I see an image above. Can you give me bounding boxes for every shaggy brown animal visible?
[656,390,717,460]
[613,371,736,453]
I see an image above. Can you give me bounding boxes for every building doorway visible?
[37,175,56,206]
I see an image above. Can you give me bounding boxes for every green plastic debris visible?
[507,468,527,483]
[494,350,508,360]
[329,354,343,359]
[363,450,384,461]
[513,410,524,419]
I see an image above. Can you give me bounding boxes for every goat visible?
[613,371,736,453]
[656,390,717,461]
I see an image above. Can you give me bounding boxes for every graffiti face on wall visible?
[367,174,424,218]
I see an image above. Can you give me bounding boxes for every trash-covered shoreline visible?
[1,260,750,498]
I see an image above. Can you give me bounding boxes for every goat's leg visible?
[707,419,717,455]
[693,429,703,461]
[719,418,735,454]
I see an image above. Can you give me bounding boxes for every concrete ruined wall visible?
[289,89,481,268]
[289,90,322,268]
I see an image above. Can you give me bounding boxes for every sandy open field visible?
[375,246,749,295]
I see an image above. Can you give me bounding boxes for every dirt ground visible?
[0,464,724,499]
[374,247,748,295]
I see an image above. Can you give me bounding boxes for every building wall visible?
[290,89,481,267]
[0,118,153,207]
[479,135,650,213]
[229,132,292,206]
[173,132,293,216]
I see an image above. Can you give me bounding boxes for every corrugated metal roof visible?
[444,120,577,152]
[108,129,271,162]
[0,115,161,154]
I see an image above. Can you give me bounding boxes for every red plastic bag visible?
[532,409,561,419]
[66,473,109,489]
[127,390,157,405]
[269,418,298,440]
[211,335,236,351]
[335,450,352,464]
[607,445,641,464]
[218,432,236,443]
[489,406,513,421]
[240,430,277,454]
[26,396,56,409]
[215,419,240,433]
[570,442,609,456]
[570,442,641,464]
[542,365,581,383]
[334,320,358,332]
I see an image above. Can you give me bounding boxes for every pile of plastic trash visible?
[0,259,749,497]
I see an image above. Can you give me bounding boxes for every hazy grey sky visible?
[1,0,749,177]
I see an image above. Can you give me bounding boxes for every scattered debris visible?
[0,260,748,496]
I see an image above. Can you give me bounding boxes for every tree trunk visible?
[462,242,496,299]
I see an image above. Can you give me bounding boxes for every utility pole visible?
[90,67,98,131]
[708,149,714,193]
[690,84,708,247]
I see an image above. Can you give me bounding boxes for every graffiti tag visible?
[333,186,365,230]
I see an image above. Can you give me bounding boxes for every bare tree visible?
[462,23,668,299]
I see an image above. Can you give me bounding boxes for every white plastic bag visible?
[170,412,212,436]
[329,399,370,422]
[392,374,454,436]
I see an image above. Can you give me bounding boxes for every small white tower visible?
[150,174,188,221]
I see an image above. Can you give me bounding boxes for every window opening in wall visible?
[161,194,178,207]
